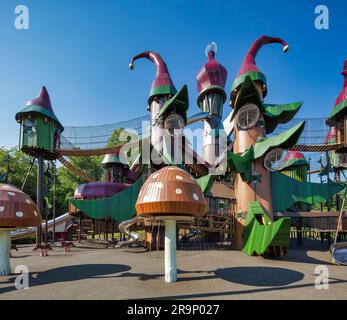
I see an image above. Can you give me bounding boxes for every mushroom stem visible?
[0,229,11,276]
[164,219,177,283]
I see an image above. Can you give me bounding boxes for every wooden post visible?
[52,163,56,243]
[36,155,44,246]
[297,218,303,246]
[112,220,115,240]
[336,170,342,211]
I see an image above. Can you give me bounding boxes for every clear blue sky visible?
[0,0,345,148]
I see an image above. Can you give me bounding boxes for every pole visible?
[319,156,323,212]
[164,219,177,283]
[21,157,35,191]
[45,205,48,244]
[52,162,56,243]
[336,170,341,211]
[327,153,332,211]
[36,155,44,246]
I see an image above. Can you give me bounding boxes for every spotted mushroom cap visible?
[0,184,42,228]
[136,166,207,218]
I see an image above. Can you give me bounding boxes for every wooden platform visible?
[274,211,347,218]
[274,211,347,233]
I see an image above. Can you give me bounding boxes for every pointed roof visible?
[196,43,227,103]
[15,86,64,131]
[129,51,177,103]
[230,36,289,103]
[26,86,53,111]
[327,60,347,125]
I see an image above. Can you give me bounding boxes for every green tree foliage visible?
[106,127,138,149]
[106,128,126,147]
[0,147,37,199]
[0,127,138,216]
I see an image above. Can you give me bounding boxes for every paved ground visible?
[0,241,346,300]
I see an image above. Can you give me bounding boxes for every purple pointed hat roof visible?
[196,43,227,102]
[26,86,53,111]
[230,36,289,100]
[327,60,347,125]
[129,51,177,103]
[334,60,347,107]
[236,36,288,78]
[16,86,63,130]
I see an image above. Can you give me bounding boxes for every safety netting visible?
[61,116,330,149]
[60,115,331,173]
[271,117,331,174]
[273,117,330,146]
[60,115,151,150]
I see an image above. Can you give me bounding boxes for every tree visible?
[0,147,38,199]
[106,127,138,147]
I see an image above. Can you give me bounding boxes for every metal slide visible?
[10,213,73,240]
[116,216,143,248]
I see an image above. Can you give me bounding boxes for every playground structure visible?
[0,35,346,282]
[15,86,64,249]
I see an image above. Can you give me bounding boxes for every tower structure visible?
[196,42,227,165]
[16,86,63,245]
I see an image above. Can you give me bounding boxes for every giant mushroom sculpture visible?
[0,184,42,275]
[136,166,207,283]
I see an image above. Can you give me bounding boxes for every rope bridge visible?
[56,115,338,180]
[60,115,150,151]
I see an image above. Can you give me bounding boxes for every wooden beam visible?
[274,211,347,218]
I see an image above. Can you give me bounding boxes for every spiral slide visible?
[10,213,73,240]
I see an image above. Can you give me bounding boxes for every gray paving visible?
[0,242,346,300]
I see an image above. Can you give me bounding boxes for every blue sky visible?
[0,0,345,148]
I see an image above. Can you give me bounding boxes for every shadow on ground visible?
[0,264,130,295]
[215,266,304,287]
[112,266,304,287]
[143,265,347,300]
[265,250,331,266]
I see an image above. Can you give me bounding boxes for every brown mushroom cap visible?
[0,184,42,228]
[136,166,207,218]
